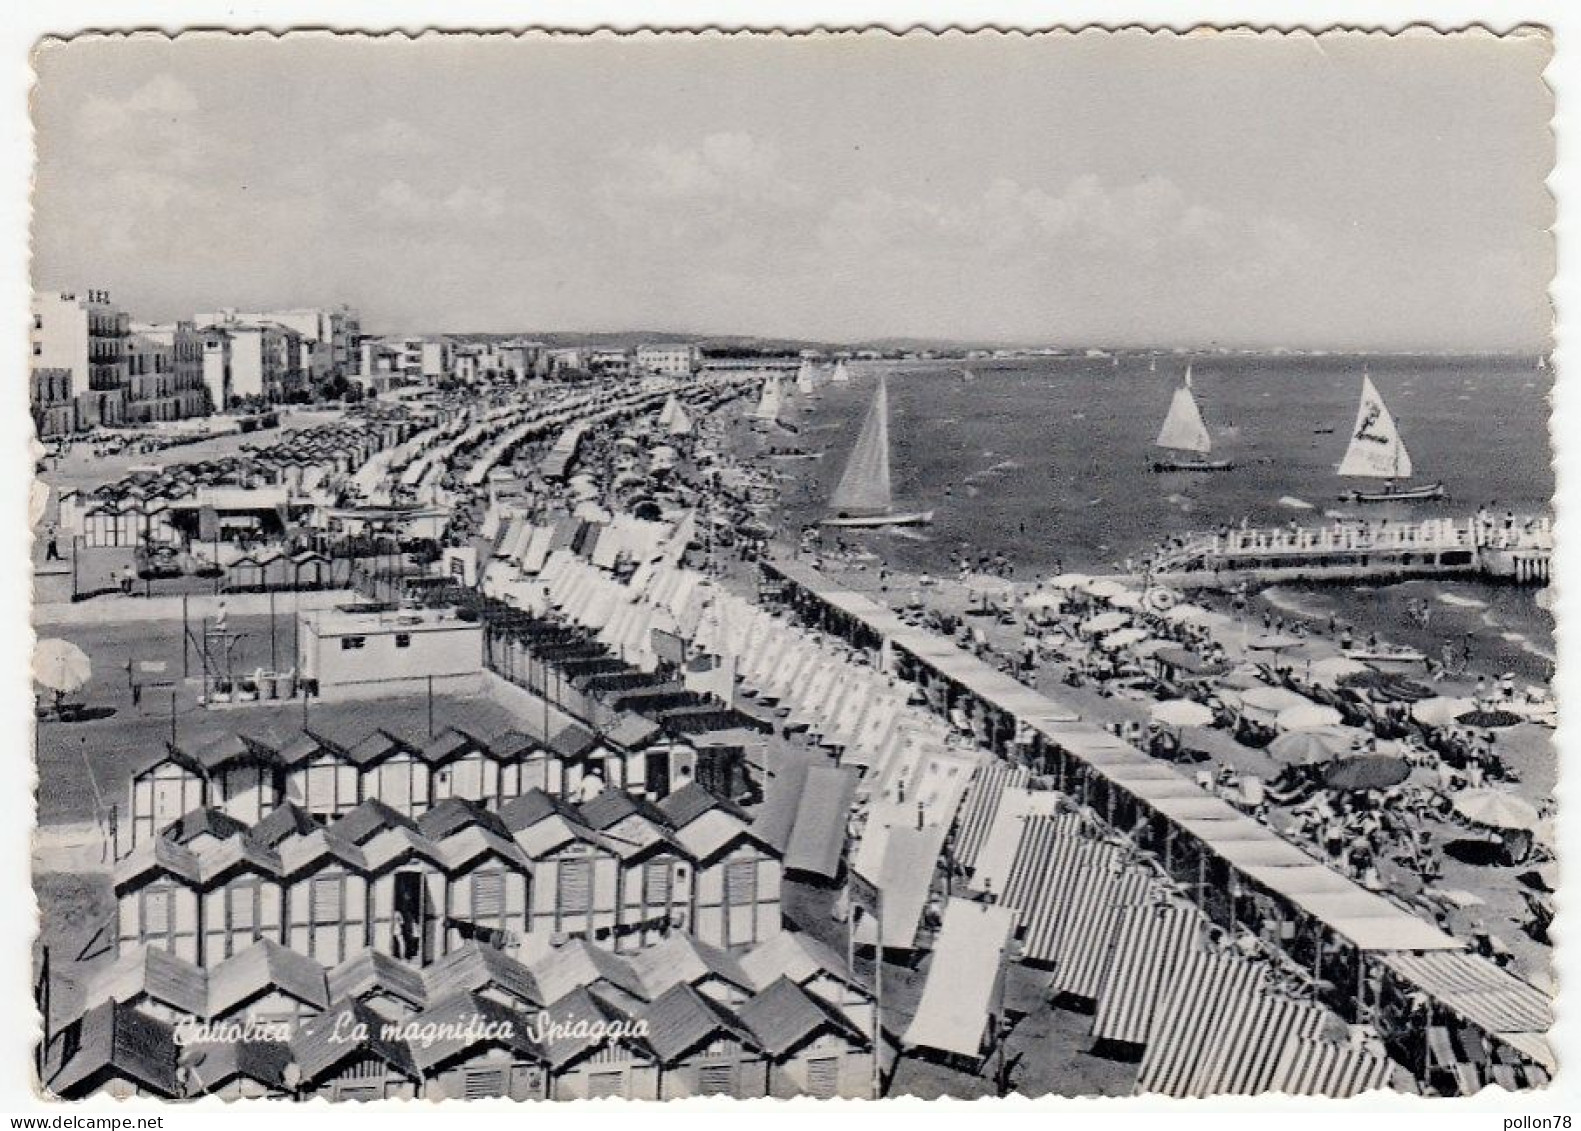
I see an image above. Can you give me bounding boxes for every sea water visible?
[768,353,1554,679]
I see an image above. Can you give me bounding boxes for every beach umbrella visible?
[1132,638,1174,659]
[1082,578,1128,600]
[1371,678,1434,703]
[1081,611,1130,635]
[33,638,91,694]
[1277,702,1344,731]
[1162,603,1212,625]
[963,573,1015,596]
[1151,699,1215,728]
[1219,666,1267,690]
[1324,754,1411,792]
[1047,573,1092,591]
[1453,789,1540,832]
[1456,708,1523,729]
[1101,627,1151,651]
[1248,633,1303,652]
[1021,592,1063,612]
[1434,888,1487,910]
[1237,686,1312,714]
[1412,697,1476,727]
[1305,656,1371,688]
[1268,727,1352,766]
[1105,590,1144,610]
[1338,669,1395,691]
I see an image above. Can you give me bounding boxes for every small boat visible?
[961,368,976,384]
[1313,425,1335,435]
[1344,646,1428,670]
[766,448,823,461]
[1150,367,1233,473]
[830,359,851,386]
[822,374,934,528]
[750,375,783,432]
[1336,373,1444,502]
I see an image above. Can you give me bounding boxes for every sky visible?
[30,30,1554,349]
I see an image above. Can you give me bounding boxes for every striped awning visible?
[1002,823,1089,929]
[1136,950,1271,1097]
[1049,868,1155,1001]
[1377,951,1552,1034]
[1186,993,1329,1096]
[953,761,1032,871]
[1269,1034,1397,1097]
[1092,902,1202,1046]
[1020,841,1126,964]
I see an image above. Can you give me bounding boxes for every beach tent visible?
[966,788,1068,896]
[1135,949,1274,1096]
[851,822,946,952]
[900,898,1018,1064]
[785,766,859,881]
[1092,903,1202,1047]
[951,762,1032,872]
[1267,1034,1396,1097]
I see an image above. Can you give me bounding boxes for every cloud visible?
[596,132,809,232]
[74,75,203,169]
[348,118,436,159]
[372,179,509,225]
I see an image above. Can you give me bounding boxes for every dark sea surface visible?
[759,353,1555,680]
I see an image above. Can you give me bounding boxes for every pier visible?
[1148,514,1552,589]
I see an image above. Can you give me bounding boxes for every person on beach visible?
[45,525,60,562]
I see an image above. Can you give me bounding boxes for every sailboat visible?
[960,367,976,384]
[830,359,851,385]
[1337,373,1444,502]
[1150,367,1231,472]
[822,374,933,528]
[751,374,784,431]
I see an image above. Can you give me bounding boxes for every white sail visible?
[1338,374,1413,479]
[829,375,893,517]
[657,394,680,430]
[667,400,692,436]
[831,359,851,385]
[754,375,783,423]
[796,359,817,394]
[962,368,976,383]
[1155,372,1212,455]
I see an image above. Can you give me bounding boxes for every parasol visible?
[1105,589,1144,610]
[1236,686,1312,714]
[1452,789,1541,832]
[1276,702,1345,731]
[33,638,92,694]
[1218,666,1267,690]
[1162,603,1212,625]
[1082,578,1129,600]
[1324,754,1411,791]
[1081,611,1130,635]
[1100,627,1151,651]
[1268,727,1352,766]
[1047,573,1093,591]
[1455,708,1523,729]
[1150,699,1216,728]
[1305,656,1371,688]
[1022,592,1063,612]
[1338,669,1395,691]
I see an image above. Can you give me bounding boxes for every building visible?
[127,321,208,423]
[30,367,75,437]
[196,313,306,404]
[297,606,486,700]
[31,288,131,430]
[200,328,234,411]
[420,338,452,382]
[635,343,700,377]
[587,349,632,379]
[197,305,361,384]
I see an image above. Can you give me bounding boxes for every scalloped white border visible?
[2,6,1573,1120]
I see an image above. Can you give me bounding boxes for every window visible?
[725,861,757,907]
[462,1066,508,1099]
[230,884,257,931]
[143,887,172,936]
[472,871,505,922]
[642,860,671,907]
[587,1071,625,1098]
[341,636,367,650]
[395,633,412,649]
[698,1063,736,1096]
[556,858,592,919]
[806,1057,839,1099]
[311,876,343,922]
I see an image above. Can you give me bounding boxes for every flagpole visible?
[873,888,884,1100]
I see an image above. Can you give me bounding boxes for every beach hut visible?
[419,802,533,954]
[541,987,660,1100]
[114,839,204,963]
[901,898,1018,1067]
[126,746,209,852]
[178,1040,296,1099]
[424,940,543,1013]
[501,790,622,943]
[280,733,360,820]
[328,950,431,1022]
[663,785,783,950]
[578,790,693,951]
[206,939,330,1033]
[43,1002,181,1100]
[349,731,432,820]
[88,947,208,1028]
[738,976,875,1099]
[486,730,553,802]
[194,835,285,962]
[293,550,334,590]
[639,982,768,1099]
[627,932,754,1006]
[424,728,506,807]
[409,992,551,1100]
[357,817,449,966]
[199,734,283,827]
[292,999,422,1101]
[277,828,371,969]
